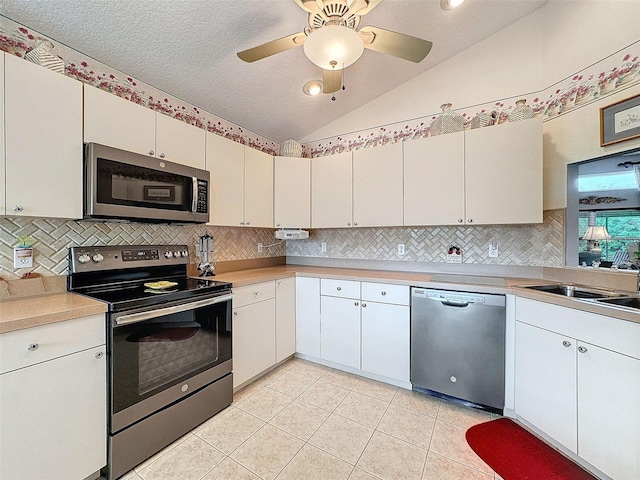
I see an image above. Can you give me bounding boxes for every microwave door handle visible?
[114,293,234,326]
[192,177,198,212]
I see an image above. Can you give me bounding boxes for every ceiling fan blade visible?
[359,25,433,63]
[322,68,343,94]
[237,32,307,63]
[294,0,323,16]
[354,0,382,16]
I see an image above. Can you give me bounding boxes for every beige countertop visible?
[2,265,638,334]
[0,292,108,334]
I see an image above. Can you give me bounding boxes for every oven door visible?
[109,293,232,433]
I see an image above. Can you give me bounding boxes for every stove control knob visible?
[164,251,173,258]
[92,253,104,263]
[173,251,181,258]
[181,250,189,257]
[78,254,91,264]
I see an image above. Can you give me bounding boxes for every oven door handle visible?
[114,293,234,326]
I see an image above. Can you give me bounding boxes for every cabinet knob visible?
[254,291,260,296]
[467,219,473,223]
[353,222,358,226]
[148,150,155,156]
[13,205,24,213]
[276,223,281,227]
[562,340,571,347]
[347,222,351,226]
[95,351,104,359]
[354,302,359,306]
[277,281,282,286]
[246,221,251,226]
[27,343,39,351]
[457,218,463,223]
[337,287,342,291]
[578,346,588,354]
[240,222,245,225]
[233,311,238,316]
[362,303,367,307]
[381,291,386,296]
[159,153,166,159]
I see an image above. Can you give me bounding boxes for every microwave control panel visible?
[196,180,208,214]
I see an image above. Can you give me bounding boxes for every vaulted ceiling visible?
[0,0,547,143]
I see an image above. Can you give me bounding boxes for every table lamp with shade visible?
[582,226,611,253]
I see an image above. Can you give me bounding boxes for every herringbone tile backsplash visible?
[0,210,564,279]
[0,217,284,279]
[286,210,564,267]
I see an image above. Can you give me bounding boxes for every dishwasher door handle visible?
[427,297,471,307]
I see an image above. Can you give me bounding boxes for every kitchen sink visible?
[595,297,640,310]
[522,284,624,299]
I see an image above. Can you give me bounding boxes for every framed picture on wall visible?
[600,93,640,146]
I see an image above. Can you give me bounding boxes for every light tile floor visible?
[121,358,502,480]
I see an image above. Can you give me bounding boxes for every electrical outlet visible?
[397,244,405,256]
[488,240,499,258]
[258,243,263,253]
[321,242,327,253]
[14,247,33,268]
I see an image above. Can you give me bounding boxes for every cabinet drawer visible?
[0,314,105,374]
[361,282,409,305]
[321,279,360,299]
[234,281,276,308]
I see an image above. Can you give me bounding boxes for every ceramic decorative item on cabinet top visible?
[508,99,534,122]
[470,111,498,129]
[430,103,464,136]
[280,138,302,157]
[25,38,65,74]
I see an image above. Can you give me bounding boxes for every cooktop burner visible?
[67,245,232,312]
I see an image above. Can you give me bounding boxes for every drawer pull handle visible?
[27,343,39,351]
[336,287,342,291]
[362,303,367,308]
[354,302,359,306]
[381,291,386,296]
[254,291,260,295]
[233,311,238,316]
[562,340,571,347]
[148,150,155,156]
[578,346,588,354]
[95,351,104,359]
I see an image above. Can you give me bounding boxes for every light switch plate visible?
[14,247,33,268]
[321,242,327,253]
[397,244,405,256]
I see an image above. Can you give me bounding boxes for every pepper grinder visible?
[196,231,215,277]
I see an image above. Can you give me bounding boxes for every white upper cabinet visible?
[403,131,465,226]
[274,156,310,228]
[155,113,206,169]
[84,85,206,169]
[311,151,353,228]
[4,54,83,218]
[0,53,5,216]
[465,119,542,224]
[206,132,273,227]
[353,142,404,227]
[244,147,273,228]
[84,85,156,156]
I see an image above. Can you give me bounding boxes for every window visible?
[578,210,640,262]
[578,171,638,192]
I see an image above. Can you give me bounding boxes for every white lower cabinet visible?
[295,277,321,358]
[0,315,106,480]
[275,277,296,363]
[514,298,640,480]
[320,295,361,369]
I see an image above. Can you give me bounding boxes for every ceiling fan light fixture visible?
[303,24,364,70]
[440,0,465,10]
[303,80,323,96]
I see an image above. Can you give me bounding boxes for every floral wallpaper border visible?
[0,17,280,156]
[301,43,640,157]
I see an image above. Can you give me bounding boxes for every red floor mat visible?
[465,418,598,480]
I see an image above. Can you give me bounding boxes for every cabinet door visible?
[83,84,156,156]
[206,132,245,226]
[311,151,353,228]
[244,147,274,228]
[275,277,296,363]
[403,132,465,226]
[5,55,83,219]
[514,321,577,453]
[353,142,403,227]
[0,53,5,215]
[232,299,276,388]
[155,113,206,169]
[320,295,361,369]
[465,119,542,225]
[274,156,310,228]
[361,301,410,382]
[295,277,321,358]
[0,346,106,480]
[577,342,640,480]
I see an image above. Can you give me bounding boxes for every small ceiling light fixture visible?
[441,0,465,10]
[303,80,323,96]
[303,24,364,70]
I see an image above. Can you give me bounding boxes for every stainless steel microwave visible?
[84,143,209,223]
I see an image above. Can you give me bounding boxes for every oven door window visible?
[112,301,231,414]
[96,158,192,211]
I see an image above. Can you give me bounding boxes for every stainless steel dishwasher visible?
[410,287,506,412]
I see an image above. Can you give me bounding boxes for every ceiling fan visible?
[237,0,433,94]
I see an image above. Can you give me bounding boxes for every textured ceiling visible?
[0,0,547,144]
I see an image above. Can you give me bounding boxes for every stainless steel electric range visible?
[68,245,233,480]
